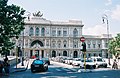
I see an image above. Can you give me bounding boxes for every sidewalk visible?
[10,59,29,73]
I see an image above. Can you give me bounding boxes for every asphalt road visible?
[1,60,120,78]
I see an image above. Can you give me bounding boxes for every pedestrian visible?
[3,58,10,75]
[0,61,4,74]
[112,59,118,69]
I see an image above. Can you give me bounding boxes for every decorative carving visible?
[33,11,43,17]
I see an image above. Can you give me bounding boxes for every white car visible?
[91,57,107,68]
[80,59,96,69]
[72,58,81,66]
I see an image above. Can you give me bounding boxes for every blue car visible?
[31,59,48,73]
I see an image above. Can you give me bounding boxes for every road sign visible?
[80,37,85,42]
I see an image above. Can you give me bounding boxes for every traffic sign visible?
[80,37,85,42]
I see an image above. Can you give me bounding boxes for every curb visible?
[10,61,29,73]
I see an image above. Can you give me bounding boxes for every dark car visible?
[31,59,48,73]
[42,58,50,65]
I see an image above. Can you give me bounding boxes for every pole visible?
[107,18,111,65]
[16,46,18,68]
[102,14,111,65]
[84,51,86,70]
[21,30,24,66]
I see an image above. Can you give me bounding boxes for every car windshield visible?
[33,60,44,64]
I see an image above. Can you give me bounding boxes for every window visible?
[105,42,108,48]
[98,44,101,48]
[73,40,78,48]
[73,28,78,37]
[93,44,96,48]
[63,30,67,36]
[57,40,61,48]
[57,30,61,36]
[35,27,39,36]
[64,44,66,48]
[46,40,49,46]
[88,44,90,48]
[41,28,45,36]
[52,30,56,36]
[29,27,33,36]
[63,40,67,48]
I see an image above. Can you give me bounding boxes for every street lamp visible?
[21,30,24,66]
[102,14,111,65]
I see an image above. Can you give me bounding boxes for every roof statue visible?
[33,11,43,17]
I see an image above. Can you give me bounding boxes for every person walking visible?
[112,59,118,69]
[0,61,4,74]
[3,58,10,75]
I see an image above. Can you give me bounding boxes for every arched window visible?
[73,51,78,58]
[29,27,34,36]
[41,27,45,36]
[73,28,78,37]
[63,51,67,56]
[35,27,39,36]
[63,40,67,48]
[52,50,56,57]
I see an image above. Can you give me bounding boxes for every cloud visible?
[105,0,112,6]
[111,5,120,21]
[83,24,107,35]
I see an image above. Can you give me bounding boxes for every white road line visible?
[56,69,61,71]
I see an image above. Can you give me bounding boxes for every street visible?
[1,59,120,78]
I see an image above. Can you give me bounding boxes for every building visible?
[11,15,112,59]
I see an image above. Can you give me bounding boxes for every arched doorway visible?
[73,51,78,58]
[52,50,56,57]
[63,51,67,56]
[30,40,44,58]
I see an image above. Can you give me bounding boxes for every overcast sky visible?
[8,0,120,37]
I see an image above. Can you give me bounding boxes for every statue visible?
[33,11,43,17]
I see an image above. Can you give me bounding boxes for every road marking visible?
[56,69,61,71]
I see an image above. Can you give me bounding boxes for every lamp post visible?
[21,30,24,66]
[102,14,111,65]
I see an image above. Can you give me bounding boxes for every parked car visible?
[31,59,48,73]
[41,58,50,65]
[80,59,96,69]
[91,56,107,68]
[67,58,73,65]
[72,58,81,66]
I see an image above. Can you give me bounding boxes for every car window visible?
[33,60,44,64]
[97,58,103,62]
[76,59,81,61]
[81,60,92,62]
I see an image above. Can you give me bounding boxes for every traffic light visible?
[80,42,86,52]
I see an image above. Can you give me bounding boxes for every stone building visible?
[11,15,112,58]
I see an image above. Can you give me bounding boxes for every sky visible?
[8,0,120,37]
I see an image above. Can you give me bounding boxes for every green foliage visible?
[0,0,26,55]
[109,33,120,58]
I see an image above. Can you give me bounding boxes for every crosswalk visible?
[48,67,78,72]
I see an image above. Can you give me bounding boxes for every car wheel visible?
[31,69,35,73]
[104,64,107,68]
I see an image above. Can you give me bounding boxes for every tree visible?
[0,0,26,57]
[109,33,120,58]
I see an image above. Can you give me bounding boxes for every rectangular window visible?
[98,44,101,48]
[88,44,90,48]
[52,30,56,36]
[57,30,61,36]
[63,30,67,36]
[93,44,96,48]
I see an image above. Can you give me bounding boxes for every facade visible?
[11,16,112,58]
